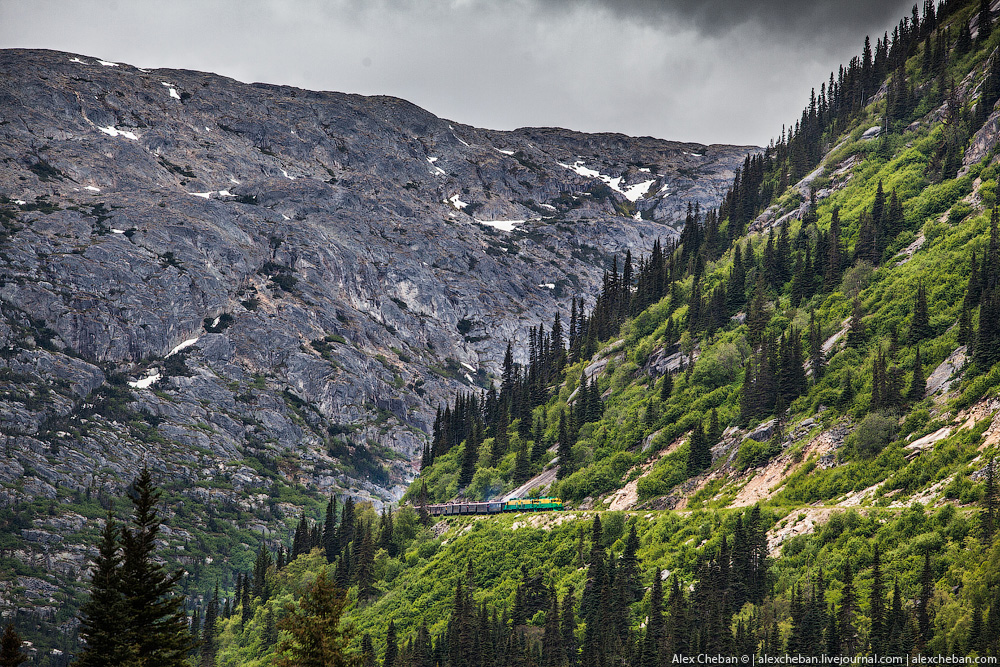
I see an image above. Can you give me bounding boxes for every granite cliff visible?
[0,48,754,513]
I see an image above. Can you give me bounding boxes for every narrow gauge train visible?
[423,497,563,516]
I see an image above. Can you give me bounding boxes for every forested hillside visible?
[13,0,1000,665]
[347,0,1000,663]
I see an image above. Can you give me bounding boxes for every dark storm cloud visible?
[559,0,913,39]
[0,0,915,145]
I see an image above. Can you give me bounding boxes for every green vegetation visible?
[17,2,1000,665]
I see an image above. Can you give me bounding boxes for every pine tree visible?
[809,311,825,381]
[274,570,352,667]
[200,584,219,667]
[686,421,711,476]
[910,282,932,342]
[847,297,866,347]
[362,633,377,667]
[384,619,399,667]
[869,543,886,654]
[557,409,574,479]
[983,457,997,542]
[660,373,673,402]
[908,346,926,402]
[338,497,356,551]
[562,589,577,667]
[118,469,193,666]
[979,0,993,43]
[839,560,858,656]
[917,550,933,648]
[0,625,27,667]
[324,495,339,563]
[75,512,133,667]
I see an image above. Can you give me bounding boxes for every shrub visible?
[735,437,782,470]
[845,412,897,458]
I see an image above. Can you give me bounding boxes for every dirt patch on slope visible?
[730,427,845,507]
[607,435,686,511]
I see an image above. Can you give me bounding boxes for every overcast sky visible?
[1,0,915,146]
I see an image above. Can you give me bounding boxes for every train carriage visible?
[422,498,563,516]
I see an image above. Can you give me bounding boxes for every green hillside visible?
[343,0,1000,662]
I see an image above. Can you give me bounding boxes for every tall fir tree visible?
[324,495,339,563]
[0,625,26,667]
[75,512,133,667]
[983,457,997,542]
[200,584,219,667]
[908,346,926,402]
[119,469,193,667]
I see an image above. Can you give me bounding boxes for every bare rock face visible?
[0,48,756,507]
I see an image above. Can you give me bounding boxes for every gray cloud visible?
[552,0,913,40]
[0,0,914,145]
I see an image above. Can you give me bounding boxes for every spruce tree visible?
[562,590,577,667]
[338,497,356,550]
[917,551,933,648]
[119,468,193,667]
[458,424,479,488]
[292,512,309,559]
[75,512,133,667]
[274,570,352,667]
[910,282,932,342]
[556,409,574,479]
[868,543,886,654]
[417,481,430,526]
[983,457,997,542]
[687,421,711,476]
[379,507,397,558]
[0,625,27,667]
[809,311,825,381]
[384,619,399,667]
[514,440,531,483]
[324,495,338,563]
[980,0,993,43]
[643,573,663,667]
[846,297,866,347]
[908,346,926,402]
[200,584,219,667]
[361,633,377,667]
[839,560,858,656]
[189,606,201,654]
[241,578,253,625]
[253,544,273,601]
[263,606,279,650]
[542,587,562,667]
[660,373,673,402]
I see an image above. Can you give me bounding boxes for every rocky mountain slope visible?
[0,44,752,580]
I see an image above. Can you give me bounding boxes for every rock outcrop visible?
[0,48,755,510]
